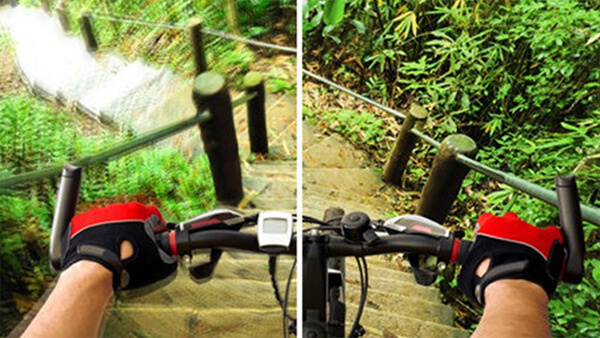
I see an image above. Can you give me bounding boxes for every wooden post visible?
[193,72,243,206]
[188,18,208,76]
[56,7,70,32]
[40,0,50,12]
[243,72,268,155]
[382,103,428,186]
[79,13,98,53]
[416,134,478,224]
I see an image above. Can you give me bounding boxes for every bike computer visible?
[257,212,293,250]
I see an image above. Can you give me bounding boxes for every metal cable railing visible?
[303,69,600,226]
[303,70,404,119]
[88,12,297,54]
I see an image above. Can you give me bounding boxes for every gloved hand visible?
[61,202,177,291]
[457,212,565,306]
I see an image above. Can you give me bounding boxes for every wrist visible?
[484,279,549,308]
[60,260,114,295]
[474,279,551,337]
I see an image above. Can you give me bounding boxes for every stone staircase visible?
[2,4,297,337]
[302,122,468,337]
[103,87,297,337]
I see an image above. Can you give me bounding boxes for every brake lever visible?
[176,209,248,283]
[382,215,452,286]
[383,215,450,238]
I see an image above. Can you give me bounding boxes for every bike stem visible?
[303,233,328,337]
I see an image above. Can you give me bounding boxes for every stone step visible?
[104,254,296,337]
[302,193,389,220]
[243,162,297,176]
[302,179,392,211]
[303,132,368,169]
[346,303,469,338]
[59,54,127,106]
[345,271,440,303]
[79,60,162,118]
[346,287,454,326]
[303,167,381,194]
[244,196,297,211]
[123,270,296,310]
[346,258,414,283]
[105,307,294,337]
[210,255,296,281]
[115,69,180,129]
[242,161,296,210]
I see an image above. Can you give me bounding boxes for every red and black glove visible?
[61,202,177,291]
[457,212,565,306]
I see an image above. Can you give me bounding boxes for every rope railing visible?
[0,111,211,189]
[87,12,297,54]
[200,28,297,54]
[303,69,600,226]
[88,13,186,31]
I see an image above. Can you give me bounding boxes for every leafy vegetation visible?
[0,94,215,335]
[304,0,600,335]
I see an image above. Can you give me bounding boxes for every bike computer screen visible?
[263,218,288,233]
[257,212,293,249]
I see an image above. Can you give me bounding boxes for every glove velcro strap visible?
[458,235,564,306]
[77,244,123,289]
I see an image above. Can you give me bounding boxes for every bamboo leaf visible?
[323,0,346,26]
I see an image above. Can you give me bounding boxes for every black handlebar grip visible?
[556,175,584,284]
[49,165,82,271]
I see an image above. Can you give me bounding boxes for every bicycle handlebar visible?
[155,230,298,257]
[324,234,472,264]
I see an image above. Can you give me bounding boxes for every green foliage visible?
[0,94,215,334]
[304,0,600,143]
[304,105,388,160]
[323,0,346,26]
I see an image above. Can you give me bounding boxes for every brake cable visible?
[283,259,297,338]
[349,256,368,338]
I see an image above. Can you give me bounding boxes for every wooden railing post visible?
[243,71,268,155]
[417,134,478,223]
[188,18,208,76]
[193,72,243,206]
[79,13,98,53]
[56,6,70,32]
[382,103,428,186]
[40,0,50,12]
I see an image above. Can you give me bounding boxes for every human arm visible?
[22,261,113,338]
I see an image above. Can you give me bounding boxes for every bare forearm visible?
[473,280,551,338]
[22,261,113,338]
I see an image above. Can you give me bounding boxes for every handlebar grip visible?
[556,175,584,284]
[49,165,82,271]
